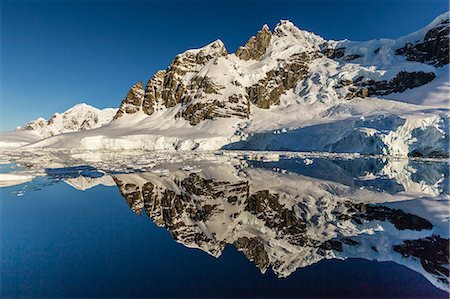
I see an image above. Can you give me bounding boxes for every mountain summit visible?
[3,13,449,156]
[16,103,117,138]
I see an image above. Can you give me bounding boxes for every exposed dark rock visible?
[113,178,144,215]
[342,237,359,245]
[234,237,270,271]
[343,54,362,61]
[247,53,314,109]
[359,71,436,96]
[354,204,433,231]
[396,18,449,67]
[245,190,306,244]
[236,25,272,61]
[142,70,166,115]
[393,235,449,284]
[181,97,249,125]
[113,81,145,120]
[178,76,249,124]
[347,71,436,99]
[320,240,343,252]
[323,47,346,59]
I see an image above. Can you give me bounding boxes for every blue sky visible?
[1,0,448,131]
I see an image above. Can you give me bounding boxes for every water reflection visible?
[1,152,449,292]
[109,167,448,291]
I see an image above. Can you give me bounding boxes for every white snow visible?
[1,13,449,157]
[0,173,33,187]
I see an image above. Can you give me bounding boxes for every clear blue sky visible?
[1,0,448,131]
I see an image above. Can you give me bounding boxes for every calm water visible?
[1,151,449,298]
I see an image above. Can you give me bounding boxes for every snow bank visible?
[0,130,42,148]
[0,173,33,187]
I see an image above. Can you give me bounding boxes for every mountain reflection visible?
[105,159,448,291]
[3,152,448,291]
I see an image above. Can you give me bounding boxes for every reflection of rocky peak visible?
[64,175,116,191]
[110,167,448,291]
[113,172,248,256]
[393,235,449,285]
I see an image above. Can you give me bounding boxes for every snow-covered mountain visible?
[17,103,117,138]
[0,104,117,147]
[4,13,450,156]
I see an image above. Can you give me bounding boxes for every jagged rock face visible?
[247,53,315,109]
[113,81,145,120]
[143,70,166,115]
[342,71,436,99]
[347,202,433,230]
[245,190,307,244]
[114,173,249,256]
[233,237,270,271]
[236,25,272,61]
[159,40,228,109]
[396,18,449,67]
[112,14,448,126]
[322,47,362,62]
[393,235,449,285]
[113,41,236,123]
[111,169,446,287]
[181,98,249,125]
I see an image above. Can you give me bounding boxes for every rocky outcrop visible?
[355,71,436,97]
[245,190,306,244]
[393,235,449,284]
[113,81,145,120]
[396,18,449,67]
[181,98,249,125]
[161,40,228,109]
[111,169,445,287]
[111,13,448,128]
[142,70,166,115]
[247,53,315,108]
[322,47,362,61]
[343,71,436,99]
[236,25,272,61]
[351,203,433,231]
[233,237,270,271]
[112,40,250,124]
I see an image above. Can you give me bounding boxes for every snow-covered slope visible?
[17,103,117,138]
[0,103,118,147]
[13,13,450,156]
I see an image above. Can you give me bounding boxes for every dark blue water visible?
[1,176,447,298]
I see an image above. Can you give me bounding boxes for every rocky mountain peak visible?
[274,19,325,51]
[174,39,228,66]
[114,81,145,120]
[109,13,449,147]
[236,24,273,61]
[395,13,449,67]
